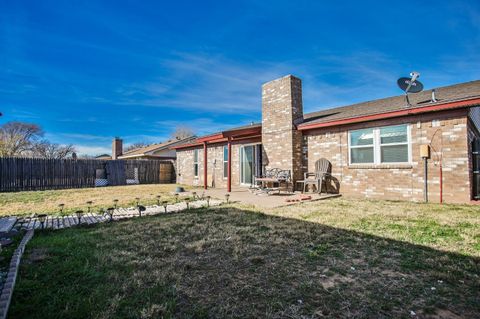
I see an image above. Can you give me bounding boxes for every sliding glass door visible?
[240,145,255,185]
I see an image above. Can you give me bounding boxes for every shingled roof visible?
[173,79,480,148]
[300,80,480,128]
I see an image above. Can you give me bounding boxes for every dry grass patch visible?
[10,205,480,318]
[0,184,186,216]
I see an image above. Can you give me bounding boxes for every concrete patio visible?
[187,187,341,209]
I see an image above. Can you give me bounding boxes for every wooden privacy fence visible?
[0,157,175,192]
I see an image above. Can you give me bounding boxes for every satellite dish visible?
[397,77,424,93]
[397,71,424,106]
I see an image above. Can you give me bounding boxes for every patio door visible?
[240,145,255,185]
[473,138,480,200]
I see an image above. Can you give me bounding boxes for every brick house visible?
[173,75,480,203]
[97,136,196,160]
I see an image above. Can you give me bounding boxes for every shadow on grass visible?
[8,206,480,319]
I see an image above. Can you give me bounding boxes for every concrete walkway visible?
[191,187,340,209]
[9,199,223,231]
[0,189,339,232]
[0,218,17,233]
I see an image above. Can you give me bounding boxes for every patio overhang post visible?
[203,141,208,189]
[227,137,232,192]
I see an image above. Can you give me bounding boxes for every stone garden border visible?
[0,229,34,319]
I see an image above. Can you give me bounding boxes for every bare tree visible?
[124,142,148,153]
[31,140,76,159]
[0,122,43,156]
[170,125,195,140]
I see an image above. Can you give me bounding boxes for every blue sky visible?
[1,1,479,155]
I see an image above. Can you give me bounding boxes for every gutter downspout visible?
[439,161,443,203]
[203,142,207,189]
[227,137,232,193]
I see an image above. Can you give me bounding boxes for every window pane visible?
[223,162,228,178]
[351,147,374,163]
[194,149,198,162]
[223,146,228,161]
[194,163,198,176]
[380,125,407,144]
[350,129,374,146]
[381,145,408,163]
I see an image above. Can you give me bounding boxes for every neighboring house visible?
[173,75,480,204]
[106,136,196,160]
[95,154,112,160]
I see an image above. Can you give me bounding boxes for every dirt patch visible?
[319,273,355,289]
[380,269,410,279]
[418,308,464,319]
[24,248,49,264]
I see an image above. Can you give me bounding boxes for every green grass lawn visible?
[8,199,480,318]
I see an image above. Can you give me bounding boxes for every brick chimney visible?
[112,137,123,160]
[262,75,304,182]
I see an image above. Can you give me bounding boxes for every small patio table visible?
[255,177,290,195]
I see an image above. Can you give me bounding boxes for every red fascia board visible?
[298,97,480,131]
[170,142,202,150]
[170,137,227,150]
[223,126,261,138]
[171,134,262,150]
[206,134,261,144]
[196,133,224,143]
[205,137,228,144]
[174,126,261,148]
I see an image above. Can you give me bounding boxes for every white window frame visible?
[348,128,375,164]
[348,124,411,165]
[193,149,199,177]
[239,142,261,186]
[223,145,228,179]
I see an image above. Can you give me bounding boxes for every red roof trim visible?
[223,126,261,138]
[298,97,480,131]
[170,142,201,150]
[196,133,223,143]
[172,126,261,150]
[171,134,262,150]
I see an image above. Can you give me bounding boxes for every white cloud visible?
[107,50,416,115]
[74,145,111,156]
[46,133,112,142]
[154,117,255,136]
[111,53,293,113]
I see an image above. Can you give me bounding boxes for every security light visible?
[75,210,84,224]
[37,214,47,229]
[162,201,168,213]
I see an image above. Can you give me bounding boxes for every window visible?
[223,146,228,178]
[349,124,409,164]
[193,149,199,177]
[379,125,409,163]
[349,128,374,164]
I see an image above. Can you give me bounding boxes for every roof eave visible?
[117,153,146,159]
[222,126,261,138]
[196,133,224,143]
[172,126,261,150]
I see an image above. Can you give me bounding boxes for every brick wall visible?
[176,139,261,188]
[305,109,472,203]
[262,75,304,181]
